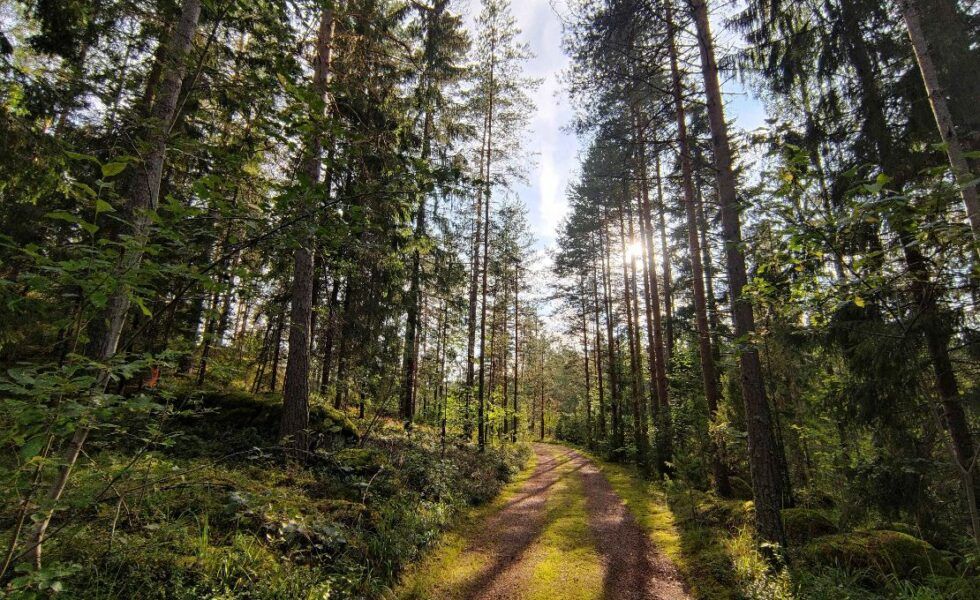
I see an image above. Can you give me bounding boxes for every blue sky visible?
[460,0,769,250]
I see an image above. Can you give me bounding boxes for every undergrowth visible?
[1,385,531,599]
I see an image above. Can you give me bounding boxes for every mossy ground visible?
[573,446,978,600]
[4,385,531,599]
[393,448,541,599]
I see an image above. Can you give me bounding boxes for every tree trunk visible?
[899,0,979,240]
[580,276,592,448]
[477,61,495,451]
[665,2,727,490]
[618,195,649,467]
[28,0,203,568]
[512,272,519,442]
[634,111,674,474]
[319,277,341,394]
[281,7,337,452]
[687,0,787,550]
[653,153,675,366]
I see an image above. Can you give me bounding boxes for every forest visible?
[0,0,977,598]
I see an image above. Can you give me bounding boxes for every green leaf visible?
[65,150,100,163]
[95,199,115,213]
[20,435,45,460]
[101,162,127,177]
[134,296,152,317]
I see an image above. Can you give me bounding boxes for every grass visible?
[392,444,541,599]
[2,384,532,599]
[395,445,605,600]
[521,452,602,600]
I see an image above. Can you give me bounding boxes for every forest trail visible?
[397,443,689,600]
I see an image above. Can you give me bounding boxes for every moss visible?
[781,508,838,546]
[394,449,540,599]
[728,476,754,500]
[333,447,387,474]
[802,530,954,582]
[173,385,359,446]
[523,461,603,600]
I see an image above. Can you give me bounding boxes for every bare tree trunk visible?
[687,0,787,549]
[319,278,341,394]
[600,215,623,449]
[270,308,284,392]
[281,7,337,452]
[654,153,675,366]
[664,3,726,491]
[28,0,202,568]
[580,276,592,448]
[618,195,649,467]
[899,0,979,240]
[591,247,606,440]
[694,155,731,496]
[635,112,674,474]
[512,272,519,442]
[465,111,489,440]
[477,62,495,451]
[400,88,435,421]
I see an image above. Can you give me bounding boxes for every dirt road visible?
[398,443,689,600]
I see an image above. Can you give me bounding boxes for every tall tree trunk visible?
[399,118,430,422]
[664,3,726,490]
[281,7,337,451]
[635,111,674,474]
[600,215,622,449]
[477,64,495,451]
[591,248,606,440]
[29,0,203,568]
[653,153,675,366]
[512,272,519,442]
[841,0,979,542]
[687,0,787,549]
[693,155,732,496]
[899,0,978,239]
[465,112,489,441]
[580,276,592,448]
[618,195,649,467]
[319,277,341,394]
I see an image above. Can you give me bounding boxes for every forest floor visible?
[395,443,689,600]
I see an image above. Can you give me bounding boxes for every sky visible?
[460,0,769,251]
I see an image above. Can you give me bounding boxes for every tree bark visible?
[29,0,203,568]
[899,0,979,240]
[281,7,337,452]
[686,0,787,550]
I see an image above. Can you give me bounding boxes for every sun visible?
[624,240,643,261]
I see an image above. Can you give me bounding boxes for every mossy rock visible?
[802,530,954,582]
[728,476,754,500]
[333,448,387,475]
[310,404,359,441]
[879,521,918,537]
[781,508,838,545]
[174,386,359,445]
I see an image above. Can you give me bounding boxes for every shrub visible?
[802,530,954,583]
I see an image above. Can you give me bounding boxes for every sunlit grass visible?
[523,456,602,600]
[392,447,540,599]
